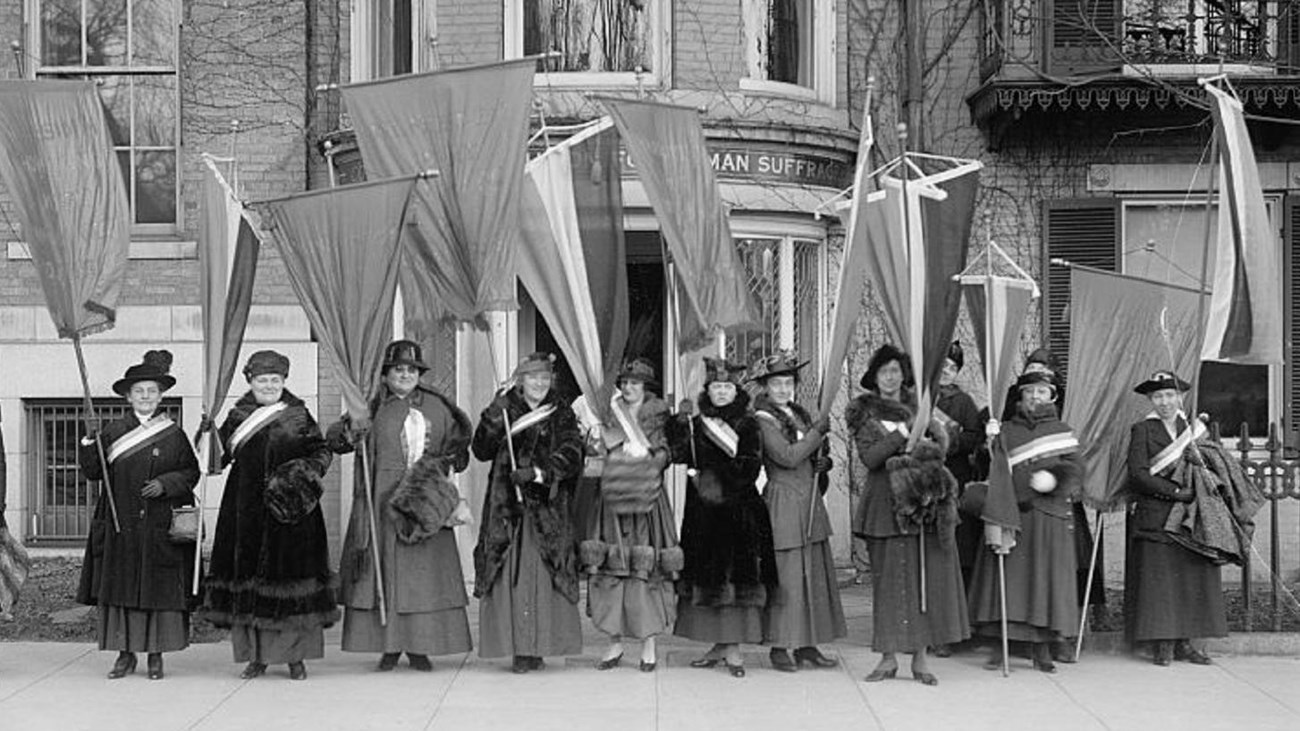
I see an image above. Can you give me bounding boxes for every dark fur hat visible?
[243,350,290,380]
[860,343,915,391]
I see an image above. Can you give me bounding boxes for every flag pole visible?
[984,273,1010,677]
[191,433,210,595]
[73,333,120,533]
[897,123,927,612]
[1074,512,1105,660]
[998,551,1010,676]
[358,441,387,625]
[1188,114,1219,419]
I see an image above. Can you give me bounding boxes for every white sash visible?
[1007,431,1080,468]
[700,416,739,458]
[509,403,555,436]
[229,402,289,455]
[609,395,650,457]
[756,407,805,441]
[107,416,175,464]
[1149,417,1208,476]
[400,406,429,469]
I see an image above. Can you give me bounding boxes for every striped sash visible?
[609,396,650,455]
[1007,430,1080,468]
[228,402,289,455]
[107,416,176,464]
[509,403,556,437]
[1149,417,1208,477]
[700,416,739,458]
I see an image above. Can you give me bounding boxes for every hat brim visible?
[113,374,176,397]
[384,358,429,373]
[751,361,809,383]
[1134,377,1192,395]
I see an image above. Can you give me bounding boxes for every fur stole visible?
[388,452,461,544]
[886,440,959,542]
[265,458,324,525]
[696,387,751,423]
[753,394,811,443]
[845,390,915,436]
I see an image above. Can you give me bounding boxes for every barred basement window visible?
[24,397,182,544]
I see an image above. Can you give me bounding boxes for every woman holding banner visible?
[471,352,585,673]
[669,357,776,679]
[750,351,844,671]
[201,350,338,681]
[1125,371,1224,666]
[76,350,199,681]
[580,358,680,672]
[848,344,967,686]
[328,340,474,672]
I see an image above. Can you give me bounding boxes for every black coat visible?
[76,416,199,611]
[201,390,339,631]
[667,390,777,608]
[935,383,982,487]
[1126,416,1193,541]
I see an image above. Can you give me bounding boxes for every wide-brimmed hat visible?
[946,340,964,371]
[702,357,746,385]
[1025,347,1057,374]
[243,350,290,380]
[748,350,809,383]
[860,343,914,390]
[113,350,176,396]
[382,339,429,373]
[1134,370,1192,396]
[1014,370,1057,395]
[615,358,658,389]
[512,352,556,380]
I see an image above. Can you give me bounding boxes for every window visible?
[504,0,669,87]
[25,397,182,544]
[740,0,834,103]
[352,0,435,80]
[32,0,180,230]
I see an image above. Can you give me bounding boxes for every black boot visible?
[107,652,137,679]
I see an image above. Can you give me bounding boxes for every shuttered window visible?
[1286,196,1300,434]
[1042,198,1119,378]
[1047,0,1123,75]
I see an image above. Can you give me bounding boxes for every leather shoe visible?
[528,656,545,671]
[724,661,746,678]
[1032,643,1056,674]
[930,644,953,658]
[1153,641,1174,667]
[1175,641,1212,665]
[408,654,433,672]
[288,662,307,681]
[639,660,656,673]
[689,657,720,669]
[147,653,164,680]
[107,652,137,679]
[511,656,531,674]
[793,646,838,668]
[377,653,400,672]
[240,662,267,679]
[913,671,938,686]
[863,666,898,682]
[1051,640,1078,664]
[769,648,796,673]
[595,653,623,671]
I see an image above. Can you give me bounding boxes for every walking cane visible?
[919,531,927,614]
[359,440,387,625]
[998,548,1010,677]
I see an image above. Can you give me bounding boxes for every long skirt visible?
[762,540,846,648]
[478,518,582,659]
[675,602,764,645]
[98,606,188,653]
[230,624,324,664]
[342,606,472,656]
[586,489,679,639]
[970,510,1078,643]
[1128,537,1227,642]
[866,533,969,654]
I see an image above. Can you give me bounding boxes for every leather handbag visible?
[168,506,199,544]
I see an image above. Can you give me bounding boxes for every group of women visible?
[74,339,1227,682]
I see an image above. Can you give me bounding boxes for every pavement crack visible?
[0,646,94,704]
[421,651,470,730]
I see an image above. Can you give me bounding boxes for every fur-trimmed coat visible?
[752,395,832,550]
[329,384,472,613]
[201,390,339,631]
[847,390,957,540]
[471,387,584,604]
[667,390,777,608]
[1003,403,1083,520]
[76,416,198,611]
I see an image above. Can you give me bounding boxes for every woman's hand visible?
[140,480,165,499]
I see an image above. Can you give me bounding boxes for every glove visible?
[349,415,372,443]
[811,416,831,435]
[198,413,215,434]
[140,480,165,499]
[1029,470,1057,494]
[521,480,550,502]
[510,467,538,486]
[985,419,1000,437]
[677,399,695,416]
[1173,486,1196,503]
[813,454,833,474]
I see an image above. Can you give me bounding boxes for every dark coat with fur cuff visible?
[201,390,339,631]
[329,384,472,613]
[667,390,777,609]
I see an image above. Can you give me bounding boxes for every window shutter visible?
[1046,0,1123,75]
[1286,195,1300,435]
[1042,198,1119,378]
[1283,1,1300,73]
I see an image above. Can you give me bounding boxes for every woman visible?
[581,358,679,672]
[968,371,1083,673]
[471,352,585,673]
[201,350,338,681]
[1125,371,1225,666]
[669,357,776,678]
[847,344,967,686]
[751,351,845,671]
[936,341,985,595]
[329,340,473,672]
[76,350,199,680]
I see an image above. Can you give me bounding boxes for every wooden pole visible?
[359,441,387,625]
[998,552,1010,676]
[73,335,120,533]
[191,434,210,595]
[1188,129,1219,418]
[1074,512,1105,661]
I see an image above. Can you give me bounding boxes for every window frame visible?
[502,0,673,89]
[26,0,182,235]
[738,0,836,106]
[351,0,437,82]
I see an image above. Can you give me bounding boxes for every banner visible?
[0,81,130,337]
[342,60,535,323]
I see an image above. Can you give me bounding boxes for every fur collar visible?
[227,389,306,425]
[696,388,751,423]
[845,390,914,434]
[753,394,811,443]
[1011,401,1061,428]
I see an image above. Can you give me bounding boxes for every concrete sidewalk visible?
[2,636,1298,731]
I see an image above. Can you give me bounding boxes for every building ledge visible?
[6,240,197,260]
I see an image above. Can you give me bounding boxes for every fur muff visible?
[629,545,657,577]
[387,452,460,544]
[658,546,684,574]
[265,458,324,525]
[886,440,959,544]
[606,543,628,572]
[579,539,608,573]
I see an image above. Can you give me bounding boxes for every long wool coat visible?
[752,395,831,550]
[668,390,777,608]
[201,390,339,631]
[331,385,472,613]
[77,416,199,611]
[471,387,584,604]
